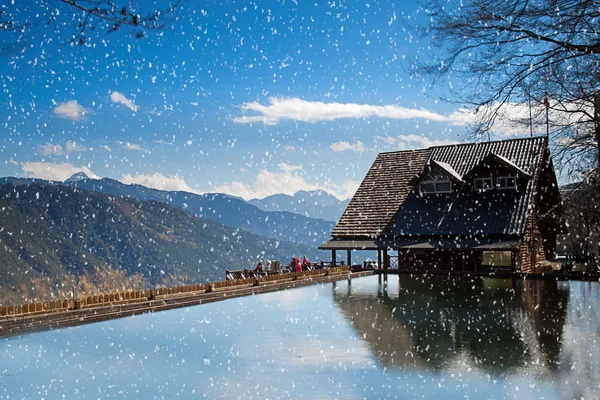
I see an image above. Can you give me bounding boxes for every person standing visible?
[255,260,264,273]
[302,256,310,270]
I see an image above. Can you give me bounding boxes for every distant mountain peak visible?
[296,189,331,197]
[64,172,90,183]
[248,190,349,221]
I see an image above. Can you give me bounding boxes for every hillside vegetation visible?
[0,184,322,305]
[1,176,335,247]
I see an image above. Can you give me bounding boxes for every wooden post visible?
[331,250,337,267]
[378,250,382,269]
[383,251,389,270]
[347,250,351,267]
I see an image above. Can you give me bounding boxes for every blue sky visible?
[0,0,533,200]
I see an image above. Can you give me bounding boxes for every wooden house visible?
[319,137,564,273]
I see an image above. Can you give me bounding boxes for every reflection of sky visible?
[0,277,597,399]
[556,282,600,400]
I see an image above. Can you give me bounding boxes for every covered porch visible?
[318,237,522,272]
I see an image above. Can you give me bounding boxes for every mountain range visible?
[0,175,341,248]
[248,190,350,221]
[0,183,323,305]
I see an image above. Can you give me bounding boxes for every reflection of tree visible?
[521,280,569,371]
[334,276,569,376]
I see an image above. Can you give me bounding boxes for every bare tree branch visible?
[417,0,600,175]
[1,0,183,45]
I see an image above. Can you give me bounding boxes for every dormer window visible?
[474,177,493,191]
[419,173,452,194]
[497,176,517,189]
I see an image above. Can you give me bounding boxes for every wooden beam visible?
[331,250,336,267]
[378,250,382,269]
[347,249,351,267]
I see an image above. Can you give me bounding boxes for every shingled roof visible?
[391,136,547,237]
[329,136,549,240]
[331,149,430,238]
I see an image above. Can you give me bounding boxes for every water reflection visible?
[334,276,569,377]
[2,276,600,399]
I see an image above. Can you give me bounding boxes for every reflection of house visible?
[333,290,423,369]
[320,137,564,272]
[333,277,569,374]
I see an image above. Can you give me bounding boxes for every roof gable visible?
[411,160,464,185]
[431,160,464,182]
[426,137,546,177]
[462,152,531,180]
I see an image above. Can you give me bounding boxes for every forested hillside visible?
[0,184,322,305]
[1,176,335,247]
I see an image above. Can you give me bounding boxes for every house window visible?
[474,177,493,191]
[419,174,452,194]
[497,176,517,189]
[482,251,513,268]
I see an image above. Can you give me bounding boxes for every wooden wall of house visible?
[397,249,478,271]
[397,250,443,269]
[520,216,550,273]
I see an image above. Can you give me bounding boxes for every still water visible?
[1,275,599,399]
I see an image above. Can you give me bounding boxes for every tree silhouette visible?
[418,0,600,171]
[1,0,183,45]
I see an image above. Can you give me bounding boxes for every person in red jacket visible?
[302,256,310,270]
[295,257,302,273]
[254,260,264,273]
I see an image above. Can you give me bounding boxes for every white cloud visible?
[233,97,471,125]
[22,162,98,181]
[278,162,302,173]
[7,160,18,166]
[375,134,460,151]
[214,163,358,200]
[102,145,112,152]
[53,100,90,121]
[330,140,365,152]
[121,173,200,194]
[154,140,173,145]
[65,140,86,153]
[233,97,589,139]
[110,91,139,112]
[37,143,64,156]
[429,101,591,137]
[329,180,361,200]
[117,141,146,152]
[37,141,87,156]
